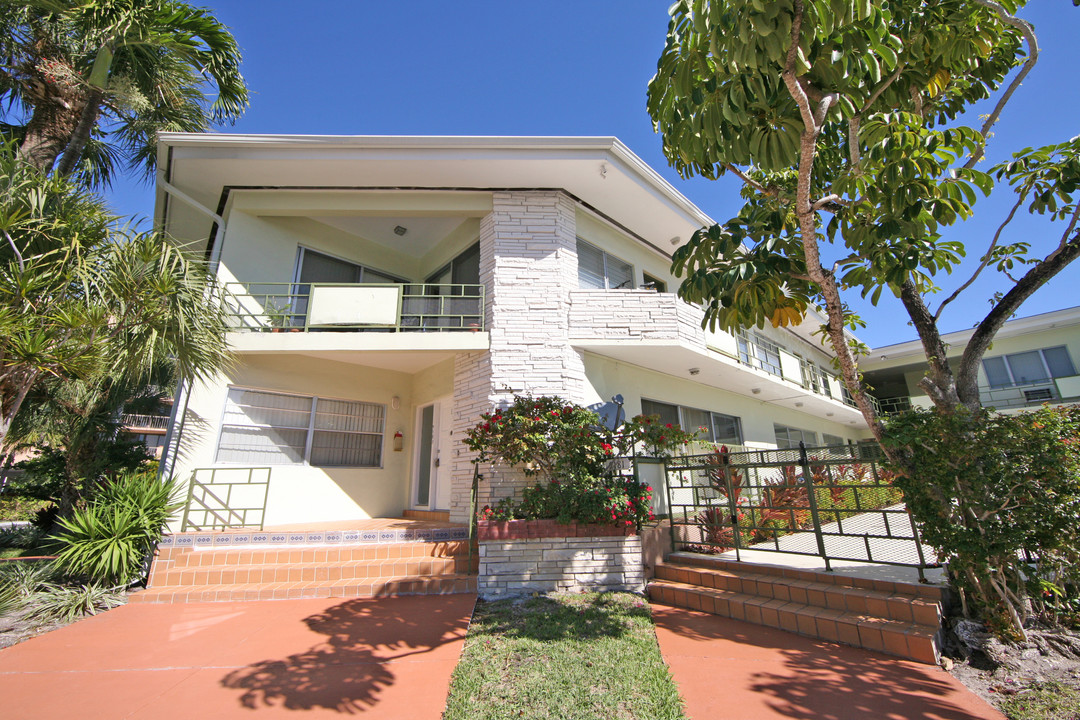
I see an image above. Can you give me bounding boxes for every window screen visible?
[216,388,384,467]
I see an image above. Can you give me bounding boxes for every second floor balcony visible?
[567,289,861,421]
[222,282,489,358]
[876,373,1080,414]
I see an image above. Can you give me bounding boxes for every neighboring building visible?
[120,401,174,459]
[862,306,1080,414]
[154,135,872,530]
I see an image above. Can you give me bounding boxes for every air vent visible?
[1023,388,1053,402]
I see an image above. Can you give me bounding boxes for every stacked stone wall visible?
[478,534,644,599]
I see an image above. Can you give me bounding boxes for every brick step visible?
[131,574,477,604]
[670,552,945,602]
[648,578,939,665]
[154,556,471,587]
[164,541,472,569]
[654,563,941,627]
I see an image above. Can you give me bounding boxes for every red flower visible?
[665,423,673,429]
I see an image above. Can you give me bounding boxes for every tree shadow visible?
[221,596,470,713]
[748,644,992,720]
[474,593,646,642]
[651,606,993,720]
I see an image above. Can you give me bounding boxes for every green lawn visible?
[444,592,686,720]
[999,680,1080,720]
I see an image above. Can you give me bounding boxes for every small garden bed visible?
[443,592,686,720]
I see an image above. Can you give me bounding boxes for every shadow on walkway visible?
[221,595,470,713]
[651,605,1002,720]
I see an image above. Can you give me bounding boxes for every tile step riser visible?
[671,554,944,602]
[647,580,940,665]
[130,577,477,604]
[154,561,469,587]
[654,565,941,627]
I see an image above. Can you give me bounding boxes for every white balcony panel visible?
[779,349,802,384]
[826,375,843,399]
[703,325,738,356]
[1056,375,1080,399]
[308,285,401,326]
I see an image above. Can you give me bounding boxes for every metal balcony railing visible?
[121,413,171,430]
[223,282,485,333]
[874,375,1080,414]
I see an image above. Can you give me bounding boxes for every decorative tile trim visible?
[158,525,468,547]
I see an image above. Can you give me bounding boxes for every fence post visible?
[468,463,480,571]
[664,459,678,555]
[799,442,831,572]
[720,449,742,563]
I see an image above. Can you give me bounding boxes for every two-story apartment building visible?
[862,306,1080,414]
[155,135,869,530]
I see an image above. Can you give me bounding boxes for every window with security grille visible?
[216,387,384,467]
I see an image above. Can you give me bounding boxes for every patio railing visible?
[664,443,936,580]
[223,282,485,332]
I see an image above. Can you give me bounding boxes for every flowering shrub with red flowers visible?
[465,395,689,527]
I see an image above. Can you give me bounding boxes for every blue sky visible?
[105,1,1079,348]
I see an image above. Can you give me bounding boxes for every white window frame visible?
[737,331,783,376]
[293,246,407,286]
[982,346,1076,389]
[774,424,819,449]
[576,238,635,290]
[640,398,744,446]
[215,386,386,468]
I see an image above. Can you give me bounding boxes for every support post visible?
[799,442,831,572]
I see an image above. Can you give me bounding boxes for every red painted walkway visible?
[651,604,1004,720]
[0,594,475,719]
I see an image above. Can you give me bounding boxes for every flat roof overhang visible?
[155,134,713,260]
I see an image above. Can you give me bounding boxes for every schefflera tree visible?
[647,0,1080,639]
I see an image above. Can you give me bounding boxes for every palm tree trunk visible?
[55,88,104,178]
[18,94,83,174]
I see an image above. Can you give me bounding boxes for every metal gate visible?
[664,443,937,580]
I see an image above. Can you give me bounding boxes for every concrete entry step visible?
[648,556,944,665]
[136,538,478,604]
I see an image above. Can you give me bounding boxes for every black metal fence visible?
[664,443,938,580]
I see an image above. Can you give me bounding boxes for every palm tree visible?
[0,0,248,183]
[0,145,231,451]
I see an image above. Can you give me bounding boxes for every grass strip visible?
[998,680,1080,720]
[444,592,686,720]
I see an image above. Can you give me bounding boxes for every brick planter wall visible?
[477,520,644,599]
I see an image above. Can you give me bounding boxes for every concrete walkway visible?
[0,594,476,719]
[652,604,1004,720]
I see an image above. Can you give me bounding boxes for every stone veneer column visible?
[448,191,586,522]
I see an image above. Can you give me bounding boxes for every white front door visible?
[414,397,453,510]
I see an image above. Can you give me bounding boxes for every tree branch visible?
[964,0,1039,169]
[935,192,1025,320]
[899,280,960,409]
[811,194,847,213]
[781,1,884,443]
[1057,199,1080,252]
[722,163,778,197]
[957,232,1080,408]
[2,229,25,272]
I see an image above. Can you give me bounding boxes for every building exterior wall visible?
[581,353,865,448]
[168,353,451,530]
